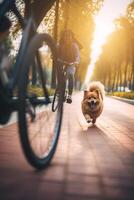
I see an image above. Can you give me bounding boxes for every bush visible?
[28,86,55,97]
[110,92,134,100]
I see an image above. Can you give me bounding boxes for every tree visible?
[8,0,104,88]
[92,1,134,92]
[58,0,103,85]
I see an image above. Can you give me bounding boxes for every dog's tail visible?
[88,81,105,100]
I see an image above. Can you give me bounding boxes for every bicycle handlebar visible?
[57,58,79,66]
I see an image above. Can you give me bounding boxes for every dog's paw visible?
[84,114,91,123]
[87,119,91,123]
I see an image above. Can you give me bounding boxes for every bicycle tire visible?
[62,75,67,103]
[52,89,59,112]
[18,33,63,169]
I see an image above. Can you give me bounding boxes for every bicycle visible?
[0,0,63,169]
[52,59,78,111]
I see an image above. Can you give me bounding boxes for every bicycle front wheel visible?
[18,33,63,169]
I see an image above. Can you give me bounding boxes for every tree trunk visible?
[131,63,134,91]
[119,70,122,92]
[64,0,70,29]
[115,69,120,91]
[132,73,134,91]
[112,66,117,92]
[53,0,60,42]
[107,72,111,92]
[32,58,37,85]
[123,63,128,92]
[51,0,60,88]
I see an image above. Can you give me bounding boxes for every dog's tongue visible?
[90,103,95,109]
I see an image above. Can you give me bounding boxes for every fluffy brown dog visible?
[81,82,104,124]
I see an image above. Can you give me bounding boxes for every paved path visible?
[0,93,134,200]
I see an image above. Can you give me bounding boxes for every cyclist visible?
[58,29,80,104]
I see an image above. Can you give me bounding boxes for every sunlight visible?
[85,17,114,83]
[84,17,114,83]
[84,0,132,84]
[91,17,114,61]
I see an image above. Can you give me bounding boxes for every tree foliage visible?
[92,1,134,92]
[6,0,103,85]
[39,0,103,85]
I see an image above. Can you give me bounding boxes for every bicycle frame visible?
[0,0,25,27]
[0,0,52,111]
[8,17,34,91]
[0,1,40,115]
[0,1,63,169]
[0,1,36,92]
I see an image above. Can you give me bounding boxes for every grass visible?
[28,85,55,96]
[109,92,134,100]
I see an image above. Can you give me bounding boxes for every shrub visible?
[28,86,55,97]
[111,92,134,100]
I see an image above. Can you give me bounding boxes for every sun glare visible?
[84,17,114,83]
[91,17,114,61]
[84,0,131,84]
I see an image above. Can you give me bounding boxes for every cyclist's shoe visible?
[26,100,36,122]
[66,95,72,104]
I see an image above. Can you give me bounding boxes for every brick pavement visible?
[0,93,134,200]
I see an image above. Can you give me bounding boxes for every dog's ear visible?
[95,89,100,97]
[84,90,88,98]
[95,89,103,100]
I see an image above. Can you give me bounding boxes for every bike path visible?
[0,93,134,200]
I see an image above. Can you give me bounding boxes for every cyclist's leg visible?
[66,66,76,103]
[68,74,73,95]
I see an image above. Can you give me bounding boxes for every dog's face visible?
[83,90,101,111]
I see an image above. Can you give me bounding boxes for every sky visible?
[85,0,132,83]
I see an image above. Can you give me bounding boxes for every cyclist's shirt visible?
[58,42,80,64]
